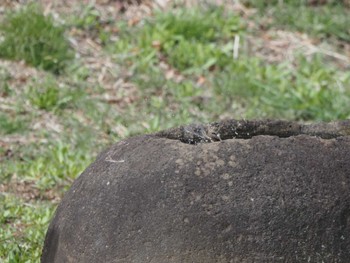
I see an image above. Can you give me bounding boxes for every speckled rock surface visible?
[42,120,350,263]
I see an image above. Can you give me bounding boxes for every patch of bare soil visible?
[0,59,64,147]
[247,30,350,69]
[0,177,62,203]
[0,60,47,93]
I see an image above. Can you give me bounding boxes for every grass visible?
[0,68,11,97]
[26,76,86,112]
[68,3,113,45]
[114,8,244,73]
[0,3,74,74]
[244,0,350,42]
[27,80,61,111]
[212,55,350,120]
[113,7,350,122]
[0,1,350,262]
[0,114,29,135]
[0,195,54,261]
[3,141,93,191]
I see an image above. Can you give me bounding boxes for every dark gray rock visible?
[42,120,350,263]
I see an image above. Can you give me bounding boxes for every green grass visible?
[114,8,244,73]
[270,5,350,42]
[0,137,99,262]
[2,141,93,191]
[67,3,113,45]
[1,2,350,262]
[212,56,350,120]
[0,195,54,262]
[244,0,350,42]
[0,3,74,74]
[26,76,85,112]
[112,7,350,122]
[242,0,346,8]
[0,68,11,97]
[0,113,29,135]
[27,80,61,111]
[70,4,102,30]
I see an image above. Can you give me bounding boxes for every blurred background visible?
[0,0,349,261]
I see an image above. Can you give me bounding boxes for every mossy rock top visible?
[42,119,350,262]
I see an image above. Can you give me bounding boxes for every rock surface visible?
[42,120,350,262]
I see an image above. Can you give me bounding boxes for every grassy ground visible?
[0,0,349,261]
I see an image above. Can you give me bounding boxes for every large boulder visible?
[42,120,350,262]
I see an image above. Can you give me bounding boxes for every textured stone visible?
[42,120,350,262]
